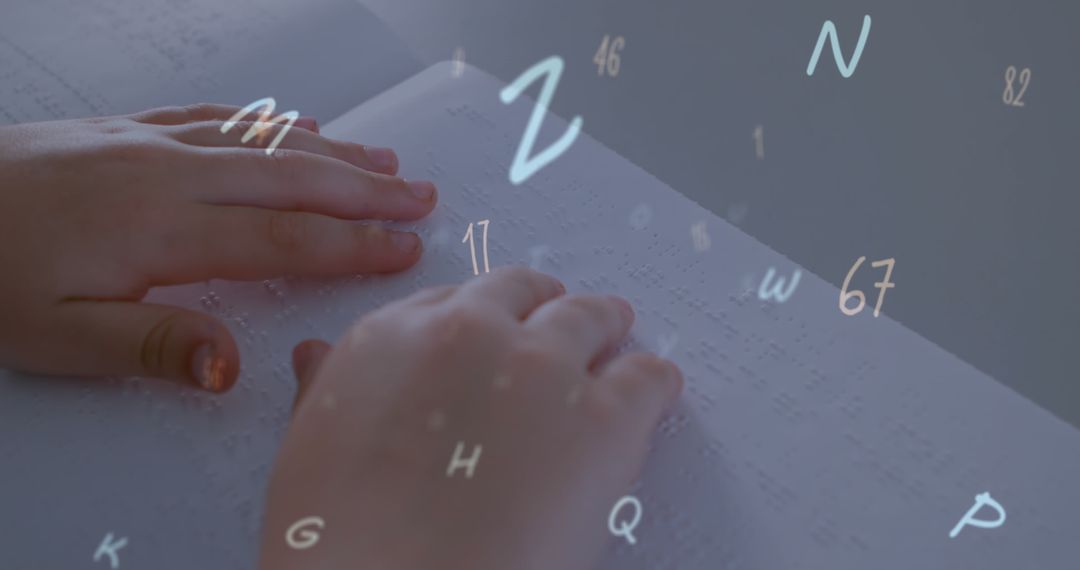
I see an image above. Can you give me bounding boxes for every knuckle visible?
[409,305,497,357]
[140,312,185,375]
[500,265,543,288]
[181,103,216,121]
[430,304,493,337]
[559,295,605,321]
[266,147,303,176]
[608,353,677,405]
[238,119,264,134]
[419,317,461,354]
[216,119,252,135]
[542,295,608,333]
[266,211,309,253]
[558,294,592,311]
[102,139,159,163]
[494,265,552,300]
[341,320,381,351]
[145,105,185,120]
[411,285,456,305]
[350,223,386,246]
[351,141,375,161]
[505,340,562,373]
[630,352,673,377]
[95,119,133,136]
[581,389,623,429]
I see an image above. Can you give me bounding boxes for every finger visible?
[130,104,243,125]
[354,285,458,333]
[455,266,566,320]
[525,294,634,367]
[131,103,319,133]
[594,352,683,433]
[368,284,458,322]
[186,147,434,221]
[44,299,240,392]
[290,339,332,412]
[170,120,397,175]
[403,284,459,307]
[143,206,423,283]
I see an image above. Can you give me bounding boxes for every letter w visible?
[758,268,801,303]
[220,97,299,155]
[806,15,871,78]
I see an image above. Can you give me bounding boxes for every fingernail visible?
[610,295,634,322]
[406,179,435,201]
[191,342,227,392]
[366,146,398,173]
[390,231,421,253]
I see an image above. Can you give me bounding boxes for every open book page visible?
[324,62,1079,569]
[0,0,422,125]
[0,62,1075,568]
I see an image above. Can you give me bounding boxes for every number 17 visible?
[463,219,491,275]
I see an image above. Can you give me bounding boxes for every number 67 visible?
[839,257,895,317]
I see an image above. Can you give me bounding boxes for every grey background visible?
[361,0,1080,428]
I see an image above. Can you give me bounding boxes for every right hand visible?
[259,267,684,570]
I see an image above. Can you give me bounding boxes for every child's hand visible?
[259,267,683,570]
[0,104,437,392]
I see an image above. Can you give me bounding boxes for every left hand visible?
[0,103,437,392]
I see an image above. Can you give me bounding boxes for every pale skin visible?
[0,106,684,568]
[262,267,682,569]
[0,104,436,391]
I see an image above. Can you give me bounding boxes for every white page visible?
[322,62,1080,570]
[1,62,1076,569]
[0,0,422,124]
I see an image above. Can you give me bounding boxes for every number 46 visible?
[840,256,895,317]
[593,35,625,77]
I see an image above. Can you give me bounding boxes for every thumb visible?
[290,339,331,411]
[44,300,239,392]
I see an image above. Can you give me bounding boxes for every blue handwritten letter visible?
[806,15,872,78]
[500,56,583,185]
[949,492,1006,538]
[758,267,802,303]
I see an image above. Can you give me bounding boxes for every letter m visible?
[220,97,299,155]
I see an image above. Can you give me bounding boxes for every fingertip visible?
[551,273,567,296]
[398,179,438,220]
[385,230,424,268]
[606,294,635,328]
[295,116,319,134]
[405,179,436,202]
[291,339,331,383]
[600,352,683,423]
[521,267,565,297]
[290,339,331,411]
[189,325,240,393]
